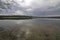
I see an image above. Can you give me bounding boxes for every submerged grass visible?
[0,19,60,40]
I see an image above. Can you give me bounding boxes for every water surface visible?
[0,18,60,40]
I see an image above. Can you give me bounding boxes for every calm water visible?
[0,18,60,40]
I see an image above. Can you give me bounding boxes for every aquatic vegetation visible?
[0,18,60,40]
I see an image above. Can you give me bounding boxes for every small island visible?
[0,15,33,20]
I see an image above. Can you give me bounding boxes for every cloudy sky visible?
[0,0,60,16]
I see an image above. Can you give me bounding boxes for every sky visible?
[0,0,60,16]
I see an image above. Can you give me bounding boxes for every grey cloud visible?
[25,0,60,16]
[0,0,26,15]
[0,0,60,16]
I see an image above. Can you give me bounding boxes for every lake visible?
[0,18,60,40]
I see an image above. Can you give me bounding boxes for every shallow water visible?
[0,18,60,40]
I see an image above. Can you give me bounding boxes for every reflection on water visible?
[0,18,60,40]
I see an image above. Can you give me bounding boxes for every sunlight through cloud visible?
[14,0,33,7]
